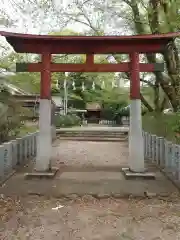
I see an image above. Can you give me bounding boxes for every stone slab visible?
[24,167,59,179]
[56,126,129,132]
[58,171,125,181]
[57,137,126,142]
[122,167,156,180]
[1,168,177,198]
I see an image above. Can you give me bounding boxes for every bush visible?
[142,112,180,143]
[55,113,81,128]
[0,96,24,144]
[0,115,22,144]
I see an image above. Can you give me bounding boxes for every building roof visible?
[86,103,101,111]
[12,94,57,106]
[1,31,180,54]
[1,31,179,41]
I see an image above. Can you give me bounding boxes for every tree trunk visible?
[130,0,180,112]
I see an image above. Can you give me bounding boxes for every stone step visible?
[57,131,128,136]
[56,128,129,135]
[57,136,127,142]
[57,133,127,137]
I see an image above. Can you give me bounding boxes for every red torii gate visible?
[1,31,179,176]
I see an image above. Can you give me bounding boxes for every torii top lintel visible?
[1,31,180,54]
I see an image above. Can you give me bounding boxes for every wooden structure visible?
[85,103,101,123]
[13,94,57,118]
[1,31,179,174]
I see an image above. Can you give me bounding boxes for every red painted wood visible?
[24,62,161,73]
[1,31,179,54]
[1,31,179,41]
[86,54,94,65]
[130,52,140,99]
[41,52,51,99]
[11,41,166,54]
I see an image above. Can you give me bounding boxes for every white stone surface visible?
[129,99,145,172]
[36,99,52,171]
[51,125,56,141]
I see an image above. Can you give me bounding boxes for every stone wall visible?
[0,132,38,183]
[143,131,180,185]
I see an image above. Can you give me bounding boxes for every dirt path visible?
[1,194,180,240]
[52,141,128,167]
[1,140,180,239]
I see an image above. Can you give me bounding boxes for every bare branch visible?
[140,79,154,87]
[140,93,154,112]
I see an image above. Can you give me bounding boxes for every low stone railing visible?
[2,129,178,186]
[143,131,180,184]
[0,132,38,183]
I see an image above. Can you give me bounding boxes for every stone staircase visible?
[56,128,128,142]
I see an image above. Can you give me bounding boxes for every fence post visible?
[31,133,35,157]
[171,144,176,179]
[146,132,149,158]
[151,135,156,162]
[154,135,158,163]
[26,135,31,160]
[144,132,148,158]
[26,135,30,160]
[164,141,172,175]
[0,145,5,181]
[29,133,34,158]
[164,140,168,173]
[159,137,165,167]
[174,145,180,181]
[147,133,151,159]
[23,136,28,162]
[16,138,23,165]
[142,131,146,157]
[3,142,13,175]
[21,137,25,164]
[155,136,159,165]
[34,132,38,156]
[11,140,18,168]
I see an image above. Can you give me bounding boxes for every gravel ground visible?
[52,141,128,167]
[1,195,180,240]
[1,141,180,239]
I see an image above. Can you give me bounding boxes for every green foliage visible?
[17,125,38,137]
[142,112,180,144]
[55,113,81,128]
[0,88,25,143]
[101,100,128,120]
[0,116,22,143]
[115,107,130,117]
[8,73,40,94]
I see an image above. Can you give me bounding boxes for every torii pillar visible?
[123,52,155,178]
[36,52,52,171]
[129,52,144,173]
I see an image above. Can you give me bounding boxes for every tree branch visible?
[140,93,154,112]
[140,79,154,87]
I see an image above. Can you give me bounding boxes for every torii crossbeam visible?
[1,31,179,175]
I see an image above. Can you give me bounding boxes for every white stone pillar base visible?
[36,99,52,171]
[129,99,145,172]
